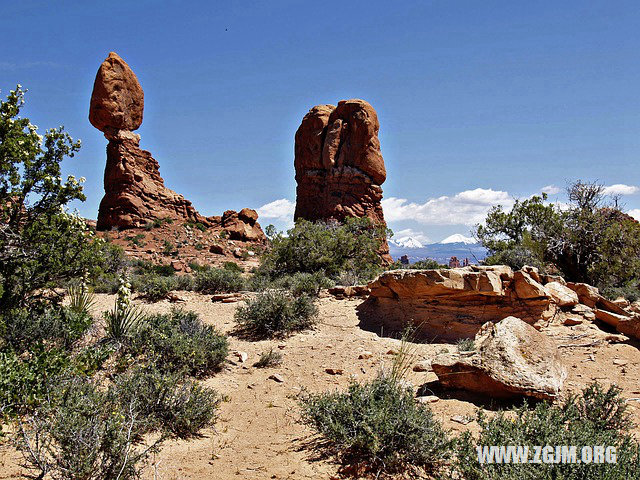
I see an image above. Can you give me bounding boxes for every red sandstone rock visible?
[89,52,144,133]
[221,209,265,242]
[294,99,390,261]
[90,52,265,241]
[95,129,206,229]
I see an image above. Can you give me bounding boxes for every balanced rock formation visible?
[431,316,567,400]
[91,52,209,230]
[294,100,390,261]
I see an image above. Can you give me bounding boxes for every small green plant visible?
[125,233,146,247]
[128,309,228,376]
[195,242,204,250]
[253,348,283,368]
[67,284,96,316]
[234,290,318,338]
[223,261,243,273]
[454,383,640,479]
[162,239,176,255]
[194,267,244,294]
[456,338,475,352]
[270,271,334,296]
[137,275,174,302]
[300,375,452,475]
[104,277,146,340]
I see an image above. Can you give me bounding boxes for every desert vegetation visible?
[476,181,640,300]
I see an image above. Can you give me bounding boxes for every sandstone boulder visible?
[89,52,144,134]
[221,209,266,242]
[294,99,390,262]
[544,281,579,307]
[431,316,567,400]
[360,266,551,341]
[512,270,546,299]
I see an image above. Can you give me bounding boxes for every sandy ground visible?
[2,292,640,479]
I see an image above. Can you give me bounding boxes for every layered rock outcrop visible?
[294,100,390,261]
[360,265,640,342]
[90,52,208,230]
[432,316,567,400]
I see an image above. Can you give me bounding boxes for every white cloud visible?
[256,198,295,226]
[393,228,431,244]
[541,185,561,195]
[629,209,640,221]
[382,188,513,226]
[602,184,639,196]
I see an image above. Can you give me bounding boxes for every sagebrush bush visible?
[129,308,228,376]
[136,275,174,301]
[15,369,219,479]
[111,367,220,438]
[1,306,92,352]
[454,383,640,479]
[253,348,283,368]
[300,375,452,474]
[234,290,318,338]
[194,267,244,294]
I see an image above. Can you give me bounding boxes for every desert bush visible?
[111,367,219,438]
[454,383,640,479]
[0,345,70,418]
[476,181,640,290]
[300,375,452,474]
[1,306,92,352]
[223,261,243,273]
[129,308,228,376]
[194,267,244,294]
[136,275,175,301]
[268,271,334,296]
[259,218,388,284]
[235,290,318,338]
[457,338,475,352]
[253,348,283,368]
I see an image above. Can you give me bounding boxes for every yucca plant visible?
[104,276,146,340]
[67,284,96,316]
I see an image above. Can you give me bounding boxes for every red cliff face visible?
[294,99,390,261]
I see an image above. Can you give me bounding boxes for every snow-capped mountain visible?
[390,237,424,249]
[439,234,477,245]
[389,234,486,265]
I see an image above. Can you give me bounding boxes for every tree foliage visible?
[259,217,388,284]
[475,181,640,292]
[0,86,111,311]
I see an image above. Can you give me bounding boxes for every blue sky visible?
[2,0,639,243]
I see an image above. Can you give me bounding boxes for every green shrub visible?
[0,345,70,417]
[457,338,475,352]
[137,275,175,302]
[300,375,452,474]
[104,279,146,341]
[259,218,388,283]
[194,267,244,294]
[129,309,228,376]
[454,383,640,479]
[223,261,243,273]
[1,306,93,352]
[111,367,219,438]
[273,272,334,296]
[234,290,318,338]
[253,348,283,368]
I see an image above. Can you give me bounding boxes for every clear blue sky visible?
[2,0,639,243]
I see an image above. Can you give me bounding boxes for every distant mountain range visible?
[389,235,487,265]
